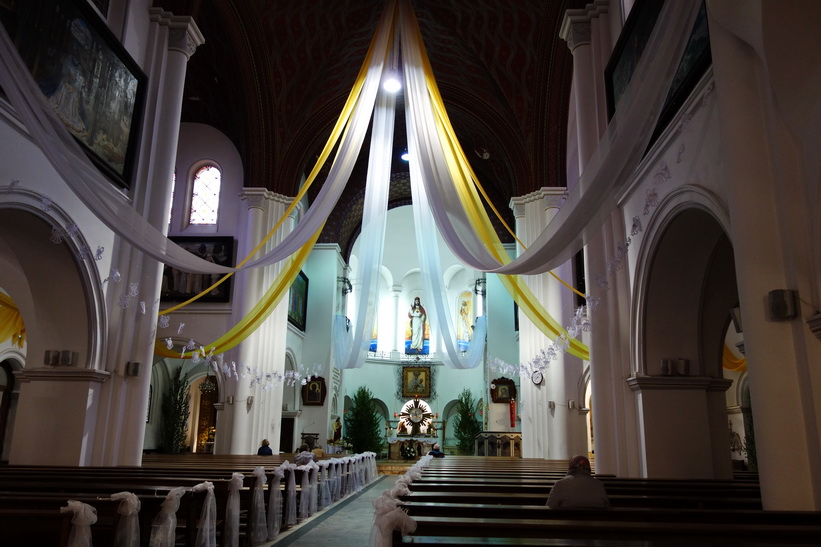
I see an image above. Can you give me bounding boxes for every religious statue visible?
[332,417,342,443]
[459,300,472,342]
[408,296,427,353]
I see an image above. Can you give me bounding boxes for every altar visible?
[388,436,435,460]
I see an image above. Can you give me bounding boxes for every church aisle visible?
[268,474,393,546]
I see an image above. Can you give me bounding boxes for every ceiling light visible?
[383,72,402,93]
[400,151,410,161]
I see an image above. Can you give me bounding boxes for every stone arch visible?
[0,199,106,371]
[630,186,738,478]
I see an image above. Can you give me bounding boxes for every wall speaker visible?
[768,290,798,321]
[125,362,140,377]
[59,350,77,366]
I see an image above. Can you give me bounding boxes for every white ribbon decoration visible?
[267,465,286,540]
[191,481,217,547]
[60,500,98,547]
[224,473,244,547]
[250,467,268,545]
[148,487,186,547]
[111,491,141,547]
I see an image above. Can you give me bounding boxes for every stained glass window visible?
[189,165,221,225]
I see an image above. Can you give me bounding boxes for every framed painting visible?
[288,270,309,331]
[160,237,234,303]
[301,376,327,406]
[605,0,710,138]
[0,0,146,189]
[491,377,517,403]
[402,366,431,399]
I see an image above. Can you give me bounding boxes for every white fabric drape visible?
[412,131,489,366]
[368,492,416,547]
[148,487,186,547]
[285,462,297,526]
[250,467,268,546]
[224,473,244,547]
[398,0,703,275]
[0,4,394,276]
[333,68,396,369]
[308,461,320,515]
[191,481,217,547]
[60,500,97,547]
[267,465,286,540]
[298,464,314,520]
[111,491,141,547]
[318,461,332,509]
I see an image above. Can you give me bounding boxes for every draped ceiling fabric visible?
[0,0,701,364]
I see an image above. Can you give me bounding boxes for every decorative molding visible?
[149,8,205,60]
[626,375,732,392]
[14,367,111,384]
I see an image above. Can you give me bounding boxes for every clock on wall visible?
[531,370,544,385]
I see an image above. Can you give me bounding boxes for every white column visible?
[89,11,204,466]
[391,286,402,355]
[223,189,268,454]
[561,1,640,476]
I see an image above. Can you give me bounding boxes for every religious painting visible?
[404,295,429,355]
[605,0,711,135]
[491,377,516,403]
[402,366,431,399]
[0,0,146,189]
[369,320,377,352]
[288,270,308,331]
[160,237,234,303]
[301,376,327,406]
[456,291,473,352]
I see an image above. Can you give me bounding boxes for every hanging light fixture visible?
[199,373,217,394]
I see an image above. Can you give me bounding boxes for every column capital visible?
[561,19,591,51]
[238,188,268,210]
[560,0,608,52]
[149,8,205,60]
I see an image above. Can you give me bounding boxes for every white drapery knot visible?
[224,473,245,547]
[149,487,187,547]
[192,481,217,547]
[250,467,268,545]
[61,500,97,547]
[111,492,141,547]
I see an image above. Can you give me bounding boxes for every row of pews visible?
[0,451,377,546]
[388,456,821,545]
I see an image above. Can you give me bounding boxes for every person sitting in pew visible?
[295,443,317,465]
[427,443,445,458]
[257,439,273,455]
[546,455,609,509]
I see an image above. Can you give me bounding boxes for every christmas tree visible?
[344,386,384,454]
[453,388,483,455]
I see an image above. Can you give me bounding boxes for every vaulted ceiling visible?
[155,0,579,258]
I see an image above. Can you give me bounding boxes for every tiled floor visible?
[267,474,393,546]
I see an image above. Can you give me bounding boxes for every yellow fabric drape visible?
[404,7,590,360]
[154,227,322,358]
[159,8,386,317]
[155,2,400,357]
[0,292,25,348]
[723,344,747,372]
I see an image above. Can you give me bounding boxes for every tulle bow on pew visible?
[111,491,141,547]
[60,500,98,547]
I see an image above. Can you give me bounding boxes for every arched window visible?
[189,164,221,225]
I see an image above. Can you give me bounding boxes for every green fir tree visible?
[453,388,483,455]
[344,386,384,454]
[160,368,191,454]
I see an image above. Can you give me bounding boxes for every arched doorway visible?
[634,206,739,479]
[0,360,19,462]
